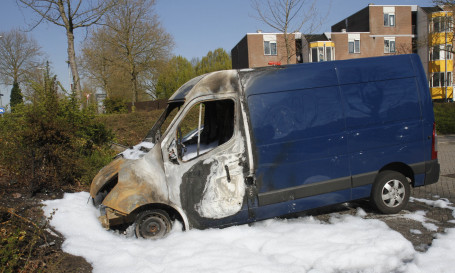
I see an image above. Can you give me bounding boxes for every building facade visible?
[231,32,300,69]
[231,4,454,101]
[418,7,453,100]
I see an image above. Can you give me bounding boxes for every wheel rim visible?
[138,213,169,239]
[381,179,406,208]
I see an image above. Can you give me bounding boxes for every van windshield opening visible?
[144,101,183,143]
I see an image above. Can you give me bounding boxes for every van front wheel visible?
[371,171,410,214]
[135,209,172,239]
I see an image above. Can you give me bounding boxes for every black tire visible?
[370,170,410,214]
[135,209,172,239]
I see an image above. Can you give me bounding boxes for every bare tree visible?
[0,29,42,86]
[101,0,173,105]
[80,28,114,97]
[251,0,325,64]
[17,0,117,102]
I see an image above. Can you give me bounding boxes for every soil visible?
[0,173,93,273]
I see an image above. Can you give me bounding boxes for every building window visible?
[384,37,396,53]
[431,72,452,87]
[430,45,453,61]
[348,34,360,54]
[310,45,335,62]
[432,16,453,33]
[311,48,318,62]
[326,47,332,61]
[446,45,453,60]
[263,34,277,55]
[384,7,396,27]
[348,40,360,53]
[384,13,395,26]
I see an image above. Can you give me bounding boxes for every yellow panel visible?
[429,33,454,45]
[431,11,453,18]
[309,42,335,48]
[431,87,453,100]
[429,60,454,72]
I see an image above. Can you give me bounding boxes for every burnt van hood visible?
[89,144,169,215]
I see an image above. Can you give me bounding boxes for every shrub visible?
[0,72,114,194]
[434,102,455,134]
[104,97,128,114]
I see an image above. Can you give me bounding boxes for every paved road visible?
[412,135,455,223]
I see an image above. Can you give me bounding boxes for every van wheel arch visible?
[131,203,187,231]
[379,162,414,186]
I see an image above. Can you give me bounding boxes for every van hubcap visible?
[381,179,405,207]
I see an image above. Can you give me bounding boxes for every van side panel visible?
[335,55,427,197]
[246,64,350,207]
[339,78,424,182]
[242,54,438,219]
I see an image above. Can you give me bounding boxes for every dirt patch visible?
[0,175,93,273]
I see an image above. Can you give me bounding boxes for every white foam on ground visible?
[42,192,455,273]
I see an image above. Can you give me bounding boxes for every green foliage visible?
[195,48,232,75]
[0,207,44,273]
[0,69,114,193]
[1,228,30,272]
[155,56,195,99]
[434,102,455,134]
[104,97,128,114]
[10,81,23,109]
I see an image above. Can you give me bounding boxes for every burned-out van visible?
[90,54,439,239]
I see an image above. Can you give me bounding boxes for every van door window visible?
[178,99,234,161]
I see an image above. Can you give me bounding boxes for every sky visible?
[0,0,434,107]
[43,191,455,273]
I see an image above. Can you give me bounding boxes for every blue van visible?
[90,54,439,239]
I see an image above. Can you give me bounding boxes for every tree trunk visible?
[66,30,82,101]
[131,71,138,111]
[284,33,292,64]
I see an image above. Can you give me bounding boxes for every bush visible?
[104,97,128,114]
[434,102,455,134]
[0,72,115,194]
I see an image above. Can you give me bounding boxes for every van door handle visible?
[224,165,231,183]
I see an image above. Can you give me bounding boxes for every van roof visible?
[168,54,422,103]
[168,70,240,102]
[241,54,419,97]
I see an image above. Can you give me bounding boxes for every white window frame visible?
[263,34,277,56]
[431,16,453,33]
[430,44,453,61]
[309,45,335,62]
[431,71,452,87]
[384,37,396,53]
[348,34,360,54]
[446,45,453,60]
[384,7,396,27]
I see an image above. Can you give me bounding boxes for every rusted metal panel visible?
[90,157,125,198]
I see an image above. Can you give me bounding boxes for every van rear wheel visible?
[371,171,410,214]
[135,209,172,239]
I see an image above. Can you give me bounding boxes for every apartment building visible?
[231,31,300,69]
[231,4,454,100]
[417,6,453,100]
